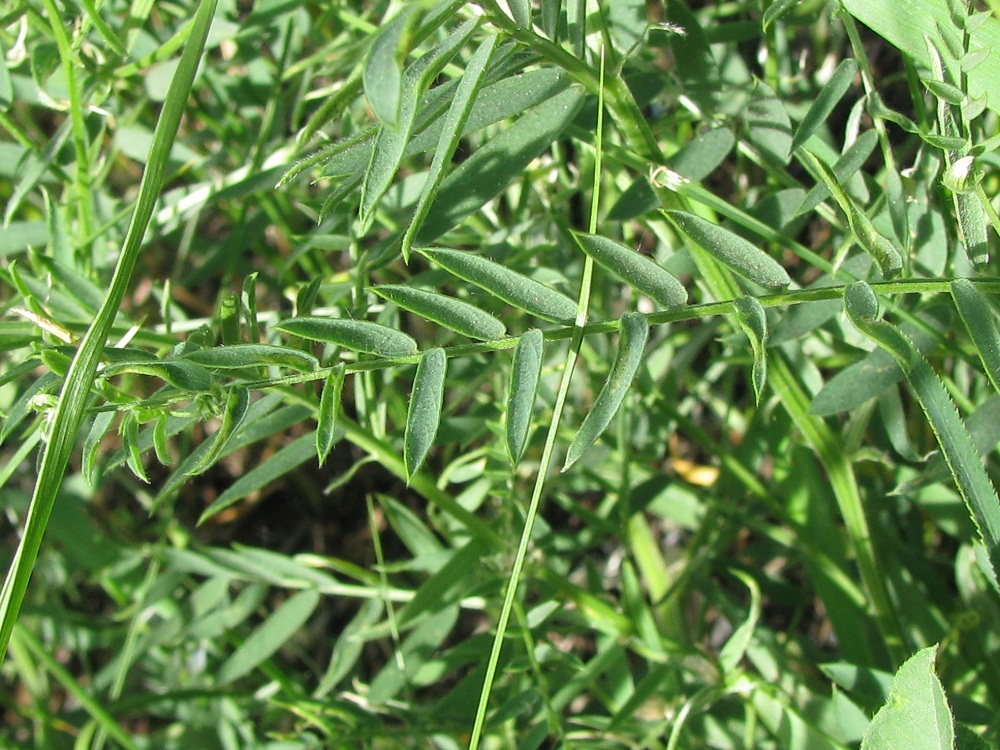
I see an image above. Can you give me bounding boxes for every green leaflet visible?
[373,284,507,341]
[361,18,479,231]
[951,279,1000,395]
[217,587,321,685]
[791,59,858,152]
[181,344,319,372]
[120,411,148,483]
[186,386,251,478]
[860,647,954,750]
[801,152,902,278]
[362,5,418,128]
[420,247,577,323]
[404,348,447,481]
[402,35,498,260]
[572,232,687,310]
[665,210,791,292]
[733,296,768,405]
[845,282,1000,579]
[414,85,585,245]
[506,329,543,465]
[563,313,649,471]
[275,317,418,358]
[317,365,346,466]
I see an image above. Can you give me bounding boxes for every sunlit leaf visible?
[733,296,769,405]
[564,313,649,471]
[373,284,507,341]
[666,211,791,292]
[405,348,447,480]
[792,59,858,152]
[420,247,577,323]
[573,232,687,309]
[181,344,318,372]
[317,365,345,465]
[276,317,418,358]
[506,329,544,465]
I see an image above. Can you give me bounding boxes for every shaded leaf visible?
[506,329,544,465]
[218,588,321,685]
[186,386,251,478]
[573,232,687,309]
[414,85,585,245]
[420,247,577,323]
[402,35,498,259]
[733,296,769,405]
[793,59,858,151]
[405,348,447,480]
[363,6,419,128]
[669,127,735,182]
[951,279,1000,395]
[797,130,879,216]
[374,284,506,341]
[666,210,790,292]
[276,317,418,358]
[718,569,762,674]
[563,314,649,471]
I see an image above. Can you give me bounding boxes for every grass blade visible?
[402,35,498,260]
[845,282,1000,578]
[666,210,791,292]
[420,247,577,323]
[404,348,447,481]
[275,317,418,358]
[563,313,649,471]
[317,365,345,466]
[0,0,219,665]
[572,232,687,309]
[373,284,507,341]
[218,587,321,685]
[506,329,544,465]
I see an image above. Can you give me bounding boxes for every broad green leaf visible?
[198,432,316,524]
[792,59,858,152]
[733,296,768,405]
[317,365,345,465]
[797,130,879,216]
[0,0,219,664]
[563,313,649,471]
[573,232,687,309]
[951,279,1000,395]
[218,588,321,685]
[181,344,318,372]
[506,329,544,465]
[363,6,418,128]
[373,284,506,341]
[845,282,1000,577]
[186,386,250,478]
[841,0,1000,117]
[276,317,418,357]
[509,0,531,27]
[414,85,585,245]
[923,77,965,105]
[802,151,903,278]
[861,646,954,750]
[402,35,498,260]
[405,348,447,480]
[666,211,791,292]
[361,18,479,231]
[420,247,577,323]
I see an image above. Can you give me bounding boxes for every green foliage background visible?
[2,0,1000,747]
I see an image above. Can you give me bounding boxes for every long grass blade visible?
[0,0,219,665]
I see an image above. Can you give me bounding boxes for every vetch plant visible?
[1,0,1000,747]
